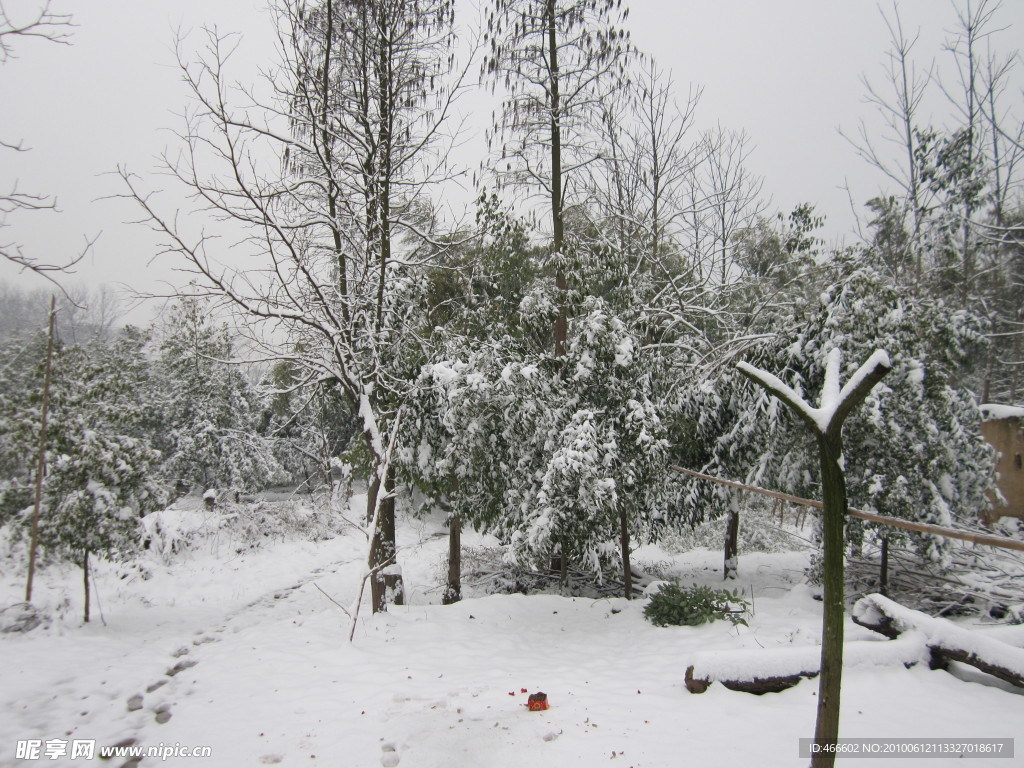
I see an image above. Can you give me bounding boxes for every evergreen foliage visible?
[154,299,282,494]
[643,582,750,628]
[679,249,996,564]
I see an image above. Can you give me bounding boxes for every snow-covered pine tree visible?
[22,333,164,621]
[515,300,668,591]
[154,299,282,495]
[0,330,49,523]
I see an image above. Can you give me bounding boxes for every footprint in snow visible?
[381,742,400,767]
[166,659,198,677]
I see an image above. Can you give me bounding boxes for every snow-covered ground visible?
[2,495,1022,767]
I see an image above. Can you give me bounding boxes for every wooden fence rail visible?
[670,465,1024,554]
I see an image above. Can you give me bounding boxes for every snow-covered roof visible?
[980,403,1024,422]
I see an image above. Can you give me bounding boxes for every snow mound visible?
[141,507,223,558]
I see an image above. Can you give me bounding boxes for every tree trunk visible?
[367,465,403,612]
[735,349,890,768]
[380,466,402,605]
[557,538,568,587]
[723,502,740,581]
[685,632,927,695]
[443,515,462,605]
[687,664,816,696]
[619,507,632,599]
[83,549,91,624]
[25,296,56,604]
[811,433,846,768]
[546,0,565,359]
[366,472,386,614]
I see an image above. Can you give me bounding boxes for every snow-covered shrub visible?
[0,602,49,634]
[141,507,225,560]
[224,500,345,548]
[453,545,631,598]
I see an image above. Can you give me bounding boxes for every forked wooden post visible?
[736,349,891,768]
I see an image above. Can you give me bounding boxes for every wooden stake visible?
[83,549,90,624]
[879,537,889,598]
[619,507,632,599]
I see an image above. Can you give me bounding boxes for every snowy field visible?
[2,495,1023,768]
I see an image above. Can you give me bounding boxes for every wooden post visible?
[737,349,890,768]
[83,550,91,624]
[723,496,740,581]
[814,429,846,762]
[442,515,462,605]
[619,507,632,599]
[879,536,889,598]
[25,296,57,604]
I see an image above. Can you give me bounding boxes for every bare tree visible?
[840,2,933,278]
[122,0,464,620]
[934,0,1024,399]
[0,0,70,62]
[0,1,88,289]
[0,281,123,342]
[936,0,1004,305]
[699,126,765,288]
[587,62,703,274]
[582,63,742,356]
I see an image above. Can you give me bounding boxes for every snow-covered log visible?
[684,633,929,694]
[852,593,1024,688]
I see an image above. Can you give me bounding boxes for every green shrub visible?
[643,582,751,628]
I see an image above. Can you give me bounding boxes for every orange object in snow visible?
[527,692,548,711]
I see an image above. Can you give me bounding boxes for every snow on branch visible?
[736,348,891,437]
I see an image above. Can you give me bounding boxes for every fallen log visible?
[684,633,928,694]
[852,593,1024,689]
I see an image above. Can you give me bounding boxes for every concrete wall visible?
[980,416,1024,523]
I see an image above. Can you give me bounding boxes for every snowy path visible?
[0,531,366,767]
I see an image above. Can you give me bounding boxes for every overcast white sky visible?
[1,0,1022,318]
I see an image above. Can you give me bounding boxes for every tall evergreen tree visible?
[155,299,280,494]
